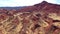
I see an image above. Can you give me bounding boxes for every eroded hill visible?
[0,1,60,34]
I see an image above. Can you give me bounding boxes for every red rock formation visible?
[0,1,60,34]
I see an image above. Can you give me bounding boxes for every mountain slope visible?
[0,1,60,34]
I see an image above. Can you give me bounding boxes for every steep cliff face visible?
[0,1,60,34]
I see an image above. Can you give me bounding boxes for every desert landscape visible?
[0,1,60,34]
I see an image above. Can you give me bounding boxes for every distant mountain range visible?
[0,6,26,10]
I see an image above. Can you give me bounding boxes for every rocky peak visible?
[34,1,48,7]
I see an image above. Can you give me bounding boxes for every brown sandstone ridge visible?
[0,1,60,34]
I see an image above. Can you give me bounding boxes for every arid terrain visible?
[0,1,60,34]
